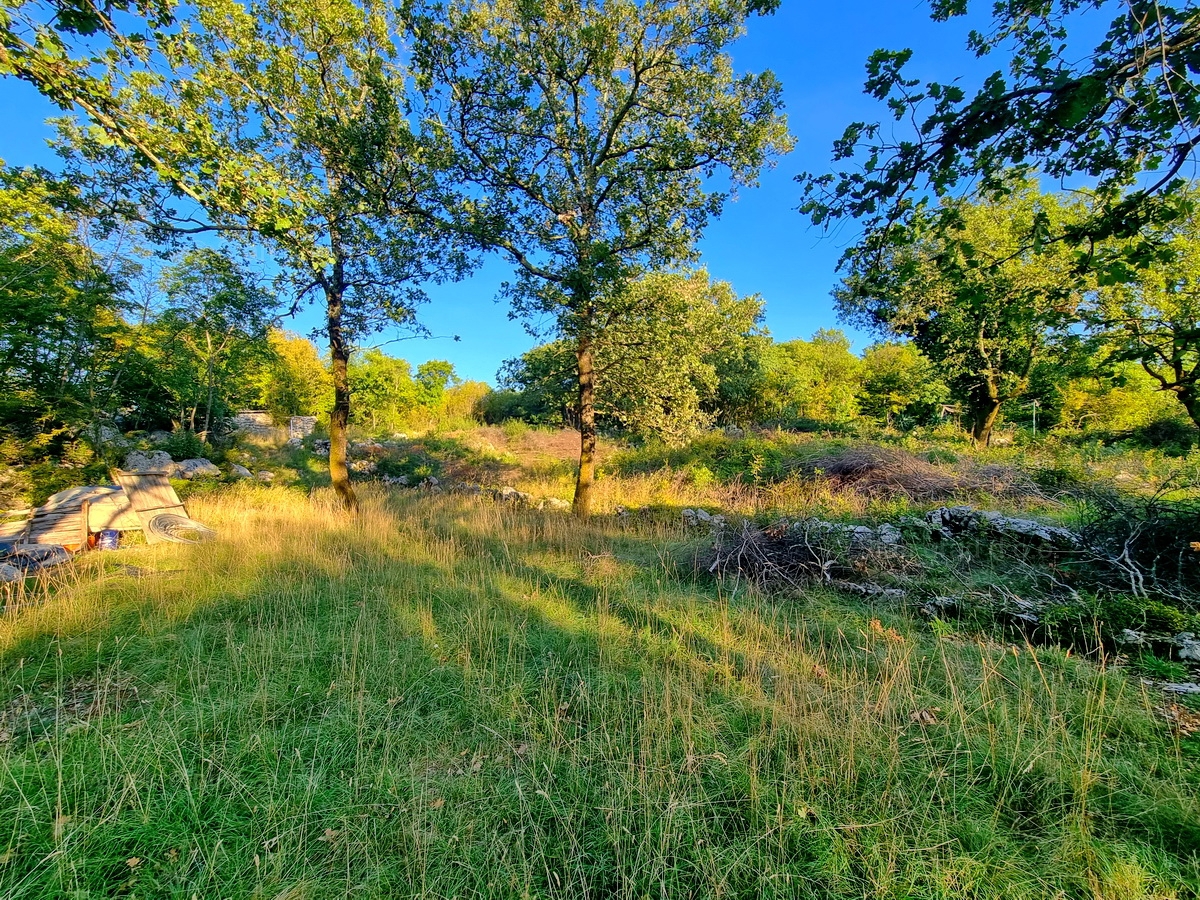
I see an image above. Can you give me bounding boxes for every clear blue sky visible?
[0,0,1000,384]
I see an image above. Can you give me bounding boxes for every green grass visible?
[1,485,1198,898]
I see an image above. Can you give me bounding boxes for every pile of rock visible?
[122,450,222,480]
[923,505,1079,549]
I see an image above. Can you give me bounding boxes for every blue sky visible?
[0,0,1002,384]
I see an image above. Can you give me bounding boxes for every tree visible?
[498,271,763,443]
[54,0,469,510]
[835,182,1086,444]
[157,248,275,439]
[858,342,948,427]
[349,350,421,433]
[1092,189,1200,428]
[759,330,862,427]
[413,0,790,515]
[0,165,138,442]
[251,329,333,422]
[801,1,1200,268]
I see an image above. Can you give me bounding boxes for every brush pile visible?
[797,445,1039,501]
[706,518,909,591]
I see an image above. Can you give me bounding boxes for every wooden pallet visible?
[111,470,190,545]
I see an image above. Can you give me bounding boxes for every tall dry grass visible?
[0,484,1195,898]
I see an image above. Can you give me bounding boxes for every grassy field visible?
[1,437,1199,897]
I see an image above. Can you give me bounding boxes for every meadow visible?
[1,428,1199,898]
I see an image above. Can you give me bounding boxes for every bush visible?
[161,430,208,461]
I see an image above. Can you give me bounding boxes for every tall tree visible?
[0,165,137,439]
[157,248,276,438]
[835,182,1086,444]
[413,0,791,515]
[54,0,469,510]
[858,342,949,428]
[1092,187,1200,427]
[801,0,1200,267]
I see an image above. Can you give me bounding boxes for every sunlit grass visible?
[1,485,1197,898]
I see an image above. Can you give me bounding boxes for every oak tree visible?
[413,0,791,515]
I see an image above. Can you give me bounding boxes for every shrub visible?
[161,430,208,461]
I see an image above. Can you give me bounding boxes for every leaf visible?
[430,798,445,810]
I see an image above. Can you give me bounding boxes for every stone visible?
[495,486,532,506]
[540,497,571,511]
[349,459,377,474]
[232,410,275,437]
[1174,633,1200,661]
[924,505,1079,549]
[288,415,317,440]
[255,471,275,483]
[147,430,173,445]
[229,464,253,479]
[1117,629,1148,646]
[122,449,180,477]
[88,424,129,448]
[176,458,221,479]
[0,563,23,583]
[313,439,331,458]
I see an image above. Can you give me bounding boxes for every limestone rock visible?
[123,449,179,477]
[924,505,1079,549]
[540,497,572,511]
[255,471,275,483]
[288,415,317,440]
[176,458,221,479]
[229,464,253,479]
[1175,633,1200,661]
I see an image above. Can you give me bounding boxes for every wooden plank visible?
[112,470,190,545]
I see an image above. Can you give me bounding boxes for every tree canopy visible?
[412,0,791,514]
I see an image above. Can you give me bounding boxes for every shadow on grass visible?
[0,489,1197,899]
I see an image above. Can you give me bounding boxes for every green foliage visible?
[413,0,791,510]
[757,330,862,427]
[1091,190,1200,429]
[858,342,949,427]
[251,329,332,421]
[801,1,1200,271]
[835,181,1088,444]
[159,430,207,462]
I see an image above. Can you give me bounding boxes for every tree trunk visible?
[1177,385,1200,431]
[573,334,597,519]
[971,396,1002,445]
[327,284,358,513]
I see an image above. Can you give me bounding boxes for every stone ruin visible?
[231,410,275,437]
[289,416,317,441]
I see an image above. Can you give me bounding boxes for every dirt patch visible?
[0,674,144,746]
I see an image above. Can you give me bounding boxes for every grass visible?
[1,482,1198,898]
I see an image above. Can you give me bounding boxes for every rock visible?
[284,437,302,449]
[349,459,377,474]
[495,486,532,506]
[1175,632,1200,661]
[255,471,275,483]
[380,474,409,486]
[924,506,1079,549]
[0,563,23,582]
[313,439,331,458]
[540,497,571,511]
[229,464,253,479]
[683,508,726,529]
[147,430,173,445]
[423,475,440,487]
[723,425,745,438]
[1159,682,1200,695]
[123,449,179,477]
[88,424,129,448]
[1118,629,1148,646]
[176,458,221,480]
[350,440,385,458]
